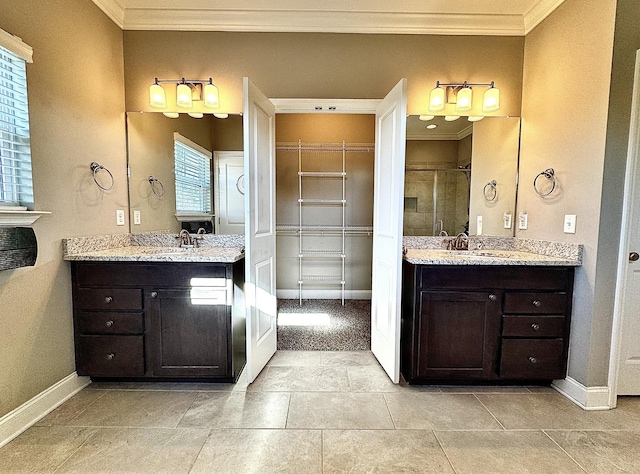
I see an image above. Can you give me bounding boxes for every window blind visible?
[174,134,212,214]
[0,45,32,208]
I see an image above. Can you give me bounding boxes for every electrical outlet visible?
[518,212,528,230]
[564,214,577,234]
[133,210,141,225]
[116,209,125,226]
[503,213,512,229]
[476,215,483,235]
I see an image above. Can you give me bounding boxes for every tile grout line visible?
[50,426,102,474]
[381,393,398,430]
[432,430,460,474]
[187,428,213,474]
[473,394,507,430]
[542,429,589,472]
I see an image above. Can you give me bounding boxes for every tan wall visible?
[0,0,126,416]
[127,113,214,233]
[518,0,617,385]
[123,31,524,117]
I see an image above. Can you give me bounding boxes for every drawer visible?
[502,315,565,338]
[76,335,144,377]
[503,292,567,314]
[77,311,144,335]
[75,288,143,311]
[500,338,565,379]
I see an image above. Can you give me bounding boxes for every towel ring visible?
[483,180,498,202]
[533,168,556,197]
[236,174,245,195]
[90,162,114,191]
[148,176,165,197]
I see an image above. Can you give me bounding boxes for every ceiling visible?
[91,0,565,36]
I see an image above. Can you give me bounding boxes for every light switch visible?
[503,213,512,229]
[116,209,125,226]
[476,215,483,235]
[133,210,141,225]
[564,214,576,234]
[518,212,528,230]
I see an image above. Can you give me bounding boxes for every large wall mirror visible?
[126,112,243,233]
[404,115,520,237]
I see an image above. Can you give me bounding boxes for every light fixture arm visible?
[434,80,494,88]
[154,77,215,85]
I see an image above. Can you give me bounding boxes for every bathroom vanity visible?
[401,245,579,384]
[64,235,246,382]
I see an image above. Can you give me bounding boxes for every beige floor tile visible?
[191,429,322,473]
[287,392,394,429]
[0,426,97,473]
[321,351,378,366]
[435,430,584,474]
[62,390,198,428]
[477,393,613,430]
[546,430,640,473]
[35,389,107,426]
[261,366,351,391]
[348,366,420,392]
[267,350,325,366]
[56,427,209,473]
[591,396,640,430]
[385,392,503,430]
[438,385,532,394]
[178,391,290,428]
[323,430,455,473]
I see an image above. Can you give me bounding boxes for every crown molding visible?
[523,0,565,34]
[91,0,125,29]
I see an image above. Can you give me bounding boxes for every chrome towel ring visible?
[483,180,498,202]
[90,162,114,191]
[148,176,165,197]
[533,168,556,197]
[236,174,245,195]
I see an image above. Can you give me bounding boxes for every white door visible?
[214,151,245,234]
[371,79,407,383]
[615,51,640,395]
[243,78,278,382]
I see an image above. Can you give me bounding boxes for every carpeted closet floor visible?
[277,299,371,351]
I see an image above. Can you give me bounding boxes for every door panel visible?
[371,79,407,383]
[214,151,245,234]
[243,78,277,383]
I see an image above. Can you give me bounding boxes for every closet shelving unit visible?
[275,140,374,305]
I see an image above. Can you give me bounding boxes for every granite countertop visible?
[403,248,581,266]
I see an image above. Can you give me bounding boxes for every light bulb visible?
[149,83,166,109]
[176,83,193,108]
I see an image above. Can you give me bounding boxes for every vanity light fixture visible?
[428,81,500,114]
[148,77,221,111]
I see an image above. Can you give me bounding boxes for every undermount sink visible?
[139,247,194,254]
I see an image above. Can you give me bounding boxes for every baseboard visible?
[276,289,372,300]
[552,376,611,410]
[0,372,90,449]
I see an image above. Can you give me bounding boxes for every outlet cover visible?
[503,213,512,229]
[518,212,528,230]
[116,209,125,226]
[133,210,141,225]
[564,214,577,234]
[477,215,483,235]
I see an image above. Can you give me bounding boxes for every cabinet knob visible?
[105,353,115,361]
[531,323,540,331]
[106,320,114,328]
[630,252,639,262]
[104,296,113,304]
[528,356,538,364]
[532,300,541,307]
[150,291,158,298]
[488,294,497,302]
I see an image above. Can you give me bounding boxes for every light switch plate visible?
[133,210,141,225]
[503,213,512,229]
[564,214,576,234]
[518,212,528,230]
[116,209,125,226]
[477,215,483,235]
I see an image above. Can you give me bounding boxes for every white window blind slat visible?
[174,134,211,214]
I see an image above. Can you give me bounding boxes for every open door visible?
[214,151,245,235]
[371,79,407,383]
[243,78,277,382]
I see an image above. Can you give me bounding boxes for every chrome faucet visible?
[445,232,469,251]
[176,229,193,247]
[196,228,207,235]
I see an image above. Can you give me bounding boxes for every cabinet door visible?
[148,289,229,377]
[416,291,500,380]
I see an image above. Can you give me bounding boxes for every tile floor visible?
[2,351,640,473]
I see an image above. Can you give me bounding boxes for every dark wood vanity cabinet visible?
[71,261,245,382]
[401,263,574,384]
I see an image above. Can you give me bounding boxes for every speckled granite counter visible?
[63,233,245,263]
[402,236,582,266]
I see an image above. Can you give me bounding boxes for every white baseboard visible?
[0,372,90,449]
[276,289,372,300]
[552,376,611,410]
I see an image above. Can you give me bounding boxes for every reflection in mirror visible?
[126,112,243,234]
[404,115,520,237]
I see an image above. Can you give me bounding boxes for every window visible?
[0,33,33,209]
[174,133,212,215]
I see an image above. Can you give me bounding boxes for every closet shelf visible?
[299,276,346,284]
[276,224,373,235]
[299,250,345,258]
[298,198,346,205]
[298,171,346,178]
[277,142,374,152]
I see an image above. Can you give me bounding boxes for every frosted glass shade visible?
[468,116,484,122]
[188,112,204,118]
[456,87,473,112]
[203,83,220,108]
[149,83,166,109]
[444,115,461,121]
[419,115,434,121]
[163,112,179,118]
[176,83,193,108]
[483,86,500,112]
[428,87,445,112]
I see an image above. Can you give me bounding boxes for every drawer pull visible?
[106,320,114,328]
[532,300,541,307]
[104,296,113,304]
[150,291,158,298]
[531,323,540,331]
[528,356,538,364]
[105,353,115,361]
[488,294,497,302]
